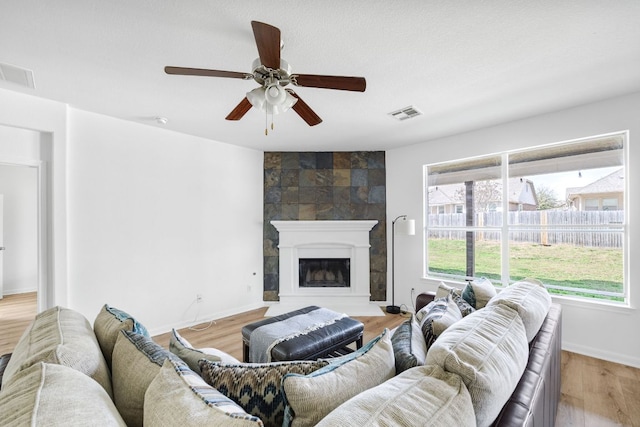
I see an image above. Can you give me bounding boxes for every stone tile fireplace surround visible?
[263,151,387,310]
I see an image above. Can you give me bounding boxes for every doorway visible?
[0,164,39,300]
[0,124,50,317]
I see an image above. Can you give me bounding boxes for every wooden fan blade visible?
[251,21,281,70]
[165,66,250,79]
[292,74,366,92]
[225,97,253,121]
[287,90,322,126]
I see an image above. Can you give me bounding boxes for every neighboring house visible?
[566,168,624,211]
[428,178,538,214]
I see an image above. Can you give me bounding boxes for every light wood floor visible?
[2,292,639,426]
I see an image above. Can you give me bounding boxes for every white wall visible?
[0,88,265,335]
[67,109,264,334]
[0,164,38,295]
[0,89,67,310]
[386,91,640,368]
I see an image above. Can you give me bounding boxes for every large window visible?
[424,133,627,303]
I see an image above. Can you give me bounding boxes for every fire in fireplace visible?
[299,258,350,288]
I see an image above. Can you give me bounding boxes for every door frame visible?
[0,157,49,312]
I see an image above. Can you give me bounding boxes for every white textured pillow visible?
[462,277,497,309]
[0,362,125,426]
[281,329,395,427]
[316,364,475,427]
[2,306,113,398]
[426,304,529,427]
[169,329,240,374]
[144,359,264,427]
[487,278,552,342]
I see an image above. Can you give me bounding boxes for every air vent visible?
[388,105,422,121]
[0,62,36,89]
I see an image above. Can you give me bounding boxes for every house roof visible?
[567,168,624,197]
[1,2,639,151]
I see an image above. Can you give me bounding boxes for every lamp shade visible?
[395,218,415,236]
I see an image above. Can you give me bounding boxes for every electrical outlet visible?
[196,294,203,303]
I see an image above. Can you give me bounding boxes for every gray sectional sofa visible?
[0,279,561,426]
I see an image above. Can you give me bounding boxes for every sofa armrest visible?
[415,292,436,313]
[0,353,12,387]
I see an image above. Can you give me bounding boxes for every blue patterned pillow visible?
[391,316,427,374]
[450,290,476,317]
[418,295,462,349]
[106,305,150,336]
[199,360,328,427]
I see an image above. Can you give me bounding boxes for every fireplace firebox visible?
[299,258,350,288]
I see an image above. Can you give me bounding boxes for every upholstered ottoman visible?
[242,306,364,363]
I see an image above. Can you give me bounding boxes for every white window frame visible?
[423,132,628,304]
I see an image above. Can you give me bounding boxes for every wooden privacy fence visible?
[428,210,624,248]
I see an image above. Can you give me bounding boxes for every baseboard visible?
[563,341,640,369]
[148,301,267,337]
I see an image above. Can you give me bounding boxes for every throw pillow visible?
[169,328,240,374]
[2,306,113,398]
[94,304,149,370]
[486,278,552,342]
[449,290,476,317]
[315,365,475,427]
[199,359,328,427]
[112,330,182,427]
[390,315,427,374]
[144,359,264,427]
[0,362,126,426]
[280,329,396,427]
[461,277,497,309]
[418,295,462,349]
[435,281,462,299]
[426,304,529,427]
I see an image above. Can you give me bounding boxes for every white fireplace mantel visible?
[266,220,384,316]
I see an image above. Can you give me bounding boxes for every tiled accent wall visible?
[263,151,387,302]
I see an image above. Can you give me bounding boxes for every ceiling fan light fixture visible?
[246,87,266,109]
[265,82,286,105]
[266,92,298,115]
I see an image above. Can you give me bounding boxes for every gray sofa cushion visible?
[2,306,112,398]
[486,278,552,342]
[426,304,529,427]
[316,364,476,427]
[0,362,125,426]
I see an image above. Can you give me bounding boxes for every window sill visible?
[550,294,634,314]
[421,276,635,313]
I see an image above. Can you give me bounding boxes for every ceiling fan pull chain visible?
[265,107,268,135]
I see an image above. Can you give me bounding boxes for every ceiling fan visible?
[165,21,366,132]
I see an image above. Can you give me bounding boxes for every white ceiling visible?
[1,1,639,152]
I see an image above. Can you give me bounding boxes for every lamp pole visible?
[386,215,407,314]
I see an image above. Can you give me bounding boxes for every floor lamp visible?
[387,215,415,314]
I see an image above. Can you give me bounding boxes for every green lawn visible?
[427,238,624,301]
